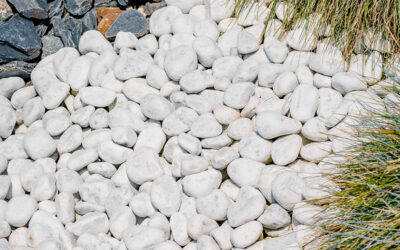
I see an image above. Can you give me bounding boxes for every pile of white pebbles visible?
[0,0,393,249]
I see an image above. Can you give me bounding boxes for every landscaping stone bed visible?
[0,0,391,249]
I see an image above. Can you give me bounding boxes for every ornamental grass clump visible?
[233,0,400,58]
[312,74,400,249]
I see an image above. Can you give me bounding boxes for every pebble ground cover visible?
[0,0,391,249]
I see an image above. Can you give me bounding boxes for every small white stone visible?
[302,117,328,142]
[194,19,220,41]
[0,105,16,138]
[164,45,197,81]
[271,172,305,211]
[190,113,222,139]
[223,82,255,109]
[227,158,265,187]
[257,203,291,229]
[238,31,259,54]
[296,66,313,85]
[111,127,137,148]
[114,31,138,51]
[227,186,266,227]
[172,14,195,34]
[258,63,286,88]
[193,37,222,68]
[227,117,254,140]
[22,96,45,126]
[178,133,201,155]
[180,70,210,94]
[67,55,92,91]
[67,212,109,236]
[231,221,263,248]
[67,148,98,171]
[187,214,218,240]
[210,223,233,250]
[217,26,242,56]
[55,192,75,224]
[31,173,56,201]
[123,225,165,250]
[300,141,332,163]
[129,192,156,218]
[292,202,322,225]
[23,128,56,160]
[255,111,302,140]
[151,176,181,217]
[286,27,317,51]
[146,65,169,90]
[109,206,136,240]
[79,30,113,54]
[314,73,332,88]
[209,0,235,22]
[182,169,222,198]
[332,72,367,95]
[113,48,153,80]
[0,77,25,99]
[238,132,271,162]
[197,235,220,250]
[211,147,239,170]
[11,86,36,110]
[79,87,116,108]
[212,56,243,80]
[136,34,159,55]
[135,125,166,153]
[213,105,240,125]
[170,212,190,246]
[196,189,231,221]
[56,168,83,193]
[273,71,298,97]
[150,6,183,36]
[98,141,130,165]
[263,37,288,63]
[5,194,38,227]
[290,84,319,122]
[71,105,95,127]
[125,148,164,185]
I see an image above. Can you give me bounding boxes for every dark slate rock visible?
[0,61,36,79]
[65,0,93,16]
[41,35,63,58]
[0,0,14,21]
[51,16,77,48]
[48,0,64,18]
[94,0,117,7]
[81,8,97,32]
[0,15,42,63]
[8,0,48,19]
[35,19,50,37]
[105,9,146,38]
[117,0,130,6]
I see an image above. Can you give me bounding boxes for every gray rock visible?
[0,15,42,63]
[8,0,48,19]
[65,0,92,16]
[105,9,147,38]
[51,16,77,48]
[0,61,35,79]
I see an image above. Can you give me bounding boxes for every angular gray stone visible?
[8,0,48,19]
[105,9,147,38]
[65,0,93,16]
[0,15,42,63]
[41,36,63,58]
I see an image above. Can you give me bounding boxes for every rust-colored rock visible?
[97,7,123,35]
[0,0,13,21]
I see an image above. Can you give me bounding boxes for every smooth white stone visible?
[313,73,332,88]
[109,206,136,240]
[194,19,220,41]
[146,65,169,90]
[231,221,263,248]
[302,117,328,142]
[258,63,286,88]
[170,212,190,246]
[136,34,159,55]
[290,84,319,122]
[196,189,231,221]
[257,203,291,229]
[212,56,243,80]
[135,126,166,153]
[6,195,37,227]
[182,169,222,198]
[123,225,165,250]
[227,186,266,227]
[227,158,265,187]
[55,192,75,224]
[178,133,201,155]
[255,111,302,140]
[238,132,271,162]
[67,212,109,236]
[197,235,220,250]
[114,31,138,51]
[11,86,36,110]
[150,6,183,36]
[164,46,197,81]
[331,72,368,95]
[79,30,113,54]
[129,192,156,218]
[263,37,288,63]
[190,113,222,138]
[271,172,305,211]
[187,214,218,240]
[125,148,164,185]
[211,223,233,250]
[23,128,56,160]
[211,146,239,170]
[151,176,181,217]
[237,31,259,54]
[113,49,153,80]
[273,71,298,97]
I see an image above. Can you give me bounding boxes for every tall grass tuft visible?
[311,73,400,249]
[233,0,400,59]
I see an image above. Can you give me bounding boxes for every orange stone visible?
[96,7,124,35]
